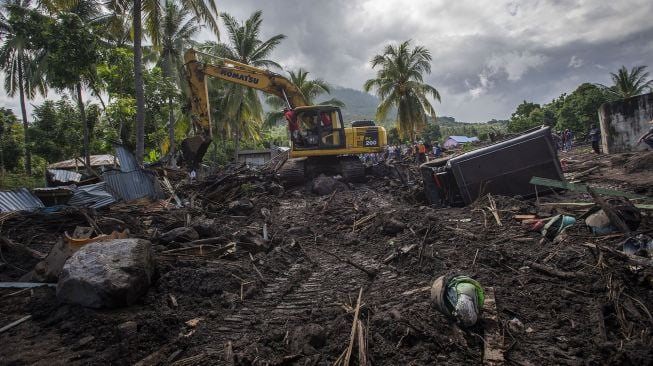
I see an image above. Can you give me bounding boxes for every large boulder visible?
[311,175,348,196]
[57,239,155,308]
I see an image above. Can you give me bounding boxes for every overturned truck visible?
[420,127,564,207]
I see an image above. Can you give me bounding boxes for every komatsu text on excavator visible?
[182,49,387,184]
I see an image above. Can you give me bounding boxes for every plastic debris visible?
[430,275,485,327]
[541,215,576,240]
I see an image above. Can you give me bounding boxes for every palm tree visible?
[264,68,345,126]
[132,0,218,164]
[363,40,441,140]
[0,0,47,175]
[601,65,653,100]
[200,10,285,161]
[155,1,200,161]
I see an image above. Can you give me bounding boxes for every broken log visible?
[586,186,632,234]
[528,261,586,279]
[0,236,45,259]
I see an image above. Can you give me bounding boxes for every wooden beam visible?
[482,287,504,366]
[529,177,645,199]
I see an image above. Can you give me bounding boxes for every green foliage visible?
[387,127,401,145]
[507,101,542,133]
[419,121,442,144]
[435,116,506,142]
[0,172,45,190]
[35,12,100,90]
[29,98,83,163]
[0,107,23,172]
[97,47,136,96]
[554,83,607,135]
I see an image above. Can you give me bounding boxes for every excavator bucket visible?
[181,135,212,169]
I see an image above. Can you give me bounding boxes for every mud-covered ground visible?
[1,147,652,365]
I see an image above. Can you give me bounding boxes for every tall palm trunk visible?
[133,0,145,164]
[76,82,90,169]
[166,54,175,164]
[233,123,240,162]
[17,61,31,175]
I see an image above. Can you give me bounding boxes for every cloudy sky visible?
[2,0,653,122]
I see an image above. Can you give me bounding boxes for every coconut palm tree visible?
[131,0,218,164]
[601,65,653,100]
[264,68,345,126]
[0,0,48,175]
[200,10,285,161]
[154,1,200,161]
[363,40,441,139]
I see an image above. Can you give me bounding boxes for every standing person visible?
[417,141,427,163]
[588,125,601,154]
[565,129,573,151]
[395,144,402,160]
[561,130,568,152]
[638,119,653,149]
[284,108,300,143]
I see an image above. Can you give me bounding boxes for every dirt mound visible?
[1,157,653,365]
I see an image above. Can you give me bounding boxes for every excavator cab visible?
[292,106,345,150]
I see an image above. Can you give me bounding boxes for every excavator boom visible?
[182,49,308,168]
[182,48,387,184]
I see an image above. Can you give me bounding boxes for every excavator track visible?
[278,158,306,186]
[339,156,366,183]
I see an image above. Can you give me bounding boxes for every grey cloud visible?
[3,0,652,123]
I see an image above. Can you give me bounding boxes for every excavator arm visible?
[181,49,307,168]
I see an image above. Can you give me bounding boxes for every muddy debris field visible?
[1,148,653,366]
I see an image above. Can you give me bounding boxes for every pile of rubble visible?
[1,143,652,365]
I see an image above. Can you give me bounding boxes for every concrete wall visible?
[598,92,653,153]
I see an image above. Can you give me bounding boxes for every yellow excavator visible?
[182,49,387,184]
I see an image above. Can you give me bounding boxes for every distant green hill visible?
[269,85,509,130]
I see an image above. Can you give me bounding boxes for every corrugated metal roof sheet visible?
[114,144,139,173]
[68,182,116,209]
[102,169,164,202]
[47,169,82,184]
[447,136,479,143]
[0,188,45,212]
[48,155,119,169]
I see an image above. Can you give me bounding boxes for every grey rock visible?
[228,199,255,214]
[56,239,155,308]
[311,175,348,196]
[159,227,199,244]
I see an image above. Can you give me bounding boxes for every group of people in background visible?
[552,129,575,152]
[362,141,445,165]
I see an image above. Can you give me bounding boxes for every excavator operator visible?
[284,108,301,144]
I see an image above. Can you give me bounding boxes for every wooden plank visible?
[538,202,653,210]
[0,282,56,289]
[0,315,32,333]
[482,287,504,366]
[529,177,645,199]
